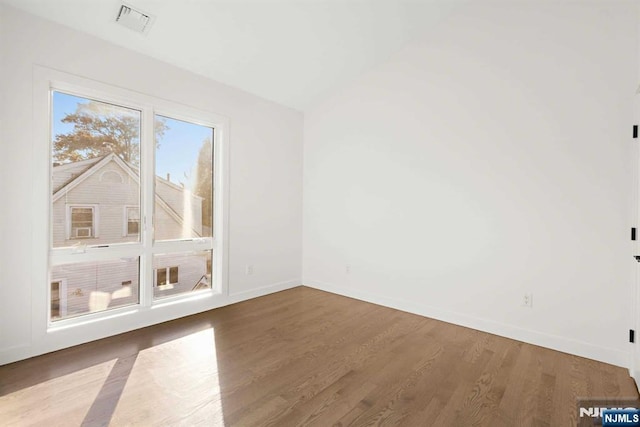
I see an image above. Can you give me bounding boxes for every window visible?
[46,77,223,325]
[155,266,178,287]
[50,279,67,320]
[156,268,167,286]
[69,206,96,239]
[153,251,211,299]
[125,206,140,235]
[170,266,179,284]
[51,281,61,318]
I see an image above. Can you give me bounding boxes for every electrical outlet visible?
[346,265,351,274]
[522,293,533,308]
[246,265,254,275]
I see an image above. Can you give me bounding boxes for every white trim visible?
[633,66,640,386]
[214,115,230,297]
[140,98,155,309]
[304,280,630,368]
[50,244,141,265]
[227,279,301,302]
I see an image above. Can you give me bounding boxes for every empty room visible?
[1,0,640,425]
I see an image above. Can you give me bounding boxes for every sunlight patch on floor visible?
[0,359,118,425]
[110,327,225,425]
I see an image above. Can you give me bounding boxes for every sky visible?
[52,91,213,190]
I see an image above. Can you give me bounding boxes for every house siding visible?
[52,157,205,246]
[155,178,204,238]
[53,160,140,247]
[51,257,140,318]
[154,202,187,240]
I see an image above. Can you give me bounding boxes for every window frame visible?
[32,67,229,349]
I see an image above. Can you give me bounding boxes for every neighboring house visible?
[51,154,211,320]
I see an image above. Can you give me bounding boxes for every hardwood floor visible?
[0,286,637,426]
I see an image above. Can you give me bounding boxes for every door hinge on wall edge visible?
[631,329,635,343]
[633,228,637,241]
[634,125,638,139]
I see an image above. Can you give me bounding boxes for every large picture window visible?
[49,87,219,323]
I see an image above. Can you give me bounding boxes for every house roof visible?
[52,157,103,193]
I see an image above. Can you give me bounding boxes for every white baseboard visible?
[304,280,630,369]
[228,279,301,303]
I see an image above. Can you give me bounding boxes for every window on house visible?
[153,251,211,299]
[48,81,219,324]
[70,206,95,238]
[169,266,179,284]
[126,207,140,235]
[156,269,167,286]
[155,266,179,287]
[51,281,61,319]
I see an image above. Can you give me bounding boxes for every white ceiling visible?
[2,0,464,111]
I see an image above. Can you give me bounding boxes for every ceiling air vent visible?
[115,3,154,34]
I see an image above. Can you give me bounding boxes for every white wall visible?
[303,1,638,367]
[0,5,303,363]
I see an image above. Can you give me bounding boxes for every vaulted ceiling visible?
[2,0,464,111]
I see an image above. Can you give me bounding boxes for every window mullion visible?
[140,106,156,308]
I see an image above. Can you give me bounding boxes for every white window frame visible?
[123,205,140,237]
[32,66,230,356]
[67,204,99,240]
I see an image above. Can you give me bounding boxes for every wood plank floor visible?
[0,286,637,426]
